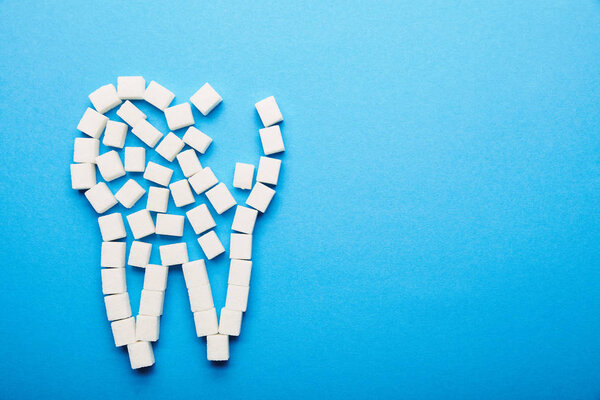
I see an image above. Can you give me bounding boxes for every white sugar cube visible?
[128,241,152,268]
[104,292,132,321]
[259,125,285,155]
[169,179,194,207]
[230,233,252,260]
[246,182,275,213]
[143,161,173,186]
[159,242,188,266]
[176,149,202,178]
[205,183,236,214]
[124,147,145,172]
[197,230,225,260]
[225,284,249,312]
[231,206,258,234]
[228,259,252,286]
[218,308,242,336]
[155,213,184,237]
[190,83,222,116]
[98,213,126,241]
[85,182,117,213]
[188,167,218,194]
[143,265,169,291]
[206,334,229,361]
[136,315,160,342]
[188,284,214,312]
[115,179,146,208]
[182,259,209,288]
[131,119,164,148]
[117,100,147,127]
[233,162,254,190]
[126,209,155,239]
[156,132,184,162]
[256,156,281,186]
[111,317,136,347]
[164,103,195,131]
[193,308,218,337]
[255,96,283,127]
[71,163,96,190]
[144,80,175,110]
[182,126,212,154]
[186,204,216,235]
[77,108,108,139]
[101,268,127,295]
[102,120,128,149]
[73,137,99,163]
[146,186,169,213]
[89,84,122,114]
[95,150,126,182]
[117,76,145,100]
[139,289,165,316]
[127,341,155,369]
[101,241,126,267]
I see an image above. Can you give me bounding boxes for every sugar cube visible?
[111,316,136,347]
[256,156,281,186]
[139,289,164,316]
[95,150,126,182]
[188,167,218,194]
[169,179,194,207]
[190,83,222,116]
[102,120,128,149]
[155,213,184,237]
[115,179,146,208]
[136,315,160,342]
[104,292,132,321]
[126,209,155,239]
[259,125,285,155]
[246,182,275,213]
[193,308,218,337]
[182,259,209,288]
[206,334,229,361]
[205,183,236,214]
[233,162,254,190]
[89,84,122,114]
[225,284,249,312]
[218,308,242,336]
[131,119,164,148]
[85,182,117,213]
[230,233,252,260]
[255,96,283,127]
[117,100,147,127]
[156,132,184,162]
[144,80,175,110]
[98,213,126,241]
[100,241,126,267]
[77,108,108,138]
[228,259,252,286]
[176,149,202,178]
[128,241,152,268]
[146,186,169,213]
[164,103,195,131]
[73,137,99,163]
[127,341,155,369]
[117,76,145,100]
[143,161,173,186]
[231,206,258,234]
[182,126,212,154]
[101,268,127,295]
[71,163,96,190]
[159,242,188,266]
[143,265,169,291]
[188,284,214,312]
[124,147,145,172]
[186,204,216,235]
[197,230,225,260]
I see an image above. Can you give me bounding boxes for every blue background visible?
[1,1,600,399]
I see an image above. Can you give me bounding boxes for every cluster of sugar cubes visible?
[70,76,285,368]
